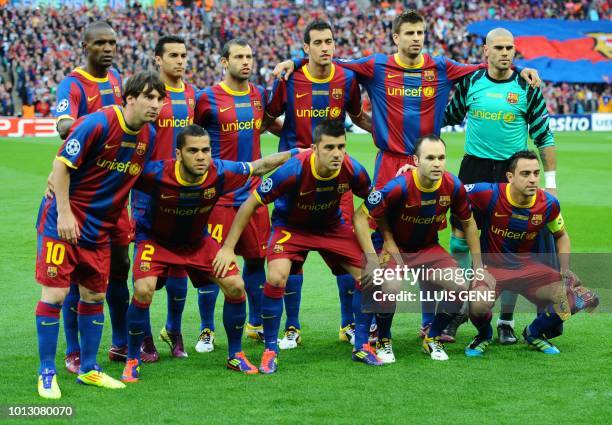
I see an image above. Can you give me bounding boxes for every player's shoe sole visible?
[38,369,61,399]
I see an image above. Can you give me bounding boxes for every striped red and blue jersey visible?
[150,82,199,161]
[466,183,564,259]
[365,170,471,251]
[255,150,371,232]
[332,54,485,155]
[54,67,122,122]
[134,159,252,246]
[266,64,362,151]
[195,82,266,207]
[36,106,156,246]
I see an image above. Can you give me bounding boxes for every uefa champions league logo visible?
[65,139,81,156]
[260,178,273,193]
[56,99,69,113]
[368,190,382,205]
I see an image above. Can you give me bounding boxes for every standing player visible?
[194,38,269,348]
[463,151,598,357]
[264,20,372,349]
[52,21,131,373]
[353,135,490,361]
[443,28,557,344]
[121,125,297,381]
[132,35,200,361]
[274,10,541,355]
[213,120,379,373]
[35,71,164,399]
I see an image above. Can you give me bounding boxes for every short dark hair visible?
[507,150,539,172]
[83,21,114,42]
[221,38,250,59]
[123,71,166,104]
[304,20,333,44]
[176,125,209,150]
[414,134,446,157]
[155,35,186,58]
[313,119,345,144]
[392,10,425,34]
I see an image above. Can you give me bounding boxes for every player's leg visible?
[195,282,219,352]
[497,290,519,344]
[336,274,356,344]
[204,273,258,374]
[76,275,125,390]
[61,282,80,373]
[159,266,189,358]
[106,242,130,361]
[36,285,68,399]
[259,258,292,373]
[243,258,265,340]
[465,283,497,358]
[279,271,303,349]
[340,262,384,366]
[370,229,395,351]
[122,276,157,382]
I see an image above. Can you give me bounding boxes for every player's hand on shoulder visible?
[520,67,541,88]
[57,210,80,245]
[395,163,416,177]
[212,246,237,278]
[273,60,295,81]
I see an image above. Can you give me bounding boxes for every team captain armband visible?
[547,213,565,233]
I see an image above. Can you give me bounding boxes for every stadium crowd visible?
[0,0,610,117]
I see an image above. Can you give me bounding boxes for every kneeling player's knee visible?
[267,270,288,287]
[220,278,245,299]
[134,279,155,303]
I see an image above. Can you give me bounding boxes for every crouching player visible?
[213,120,375,373]
[465,150,599,356]
[35,71,164,399]
[354,135,491,361]
[121,125,297,381]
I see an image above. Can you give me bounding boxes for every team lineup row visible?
[34,11,598,400]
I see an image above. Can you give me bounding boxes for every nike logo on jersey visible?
[104,144,118,149]
[494,212,508,217]
[220,106,232,113]
[296,92,309,99]
[405,204,418,208]
[87,95,99,103]
[161,194,176,199]
[129,330,144,336]
[387,73,401,79]
[300,190,314,196]
[40,321,60,326]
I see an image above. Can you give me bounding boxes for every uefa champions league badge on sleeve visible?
[65,139,81,156]
[260,178,273,193]
[368,190,382,205]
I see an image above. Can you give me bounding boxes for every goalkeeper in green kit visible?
[442,28,558,344]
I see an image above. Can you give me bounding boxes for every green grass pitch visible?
[0,132,610,424]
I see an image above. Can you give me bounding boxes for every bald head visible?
[82,21,117,72]
[485,28,514,46]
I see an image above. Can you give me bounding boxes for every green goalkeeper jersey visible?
[444,70,554,160]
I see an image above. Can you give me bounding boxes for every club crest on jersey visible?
[136,142,147,156]
[337,183,350,194]
[56,99,69,113]
[202,188,216,199]
[439,195,450,206]
[140,261,151,272]
[531,214,543,225]
[423,70,435,82]
[423,86,435,98]
[506,92,519,104]
[47,266,58,278]
[114,86,121,98]
[332,88,343,100]
[253,99,262,111]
